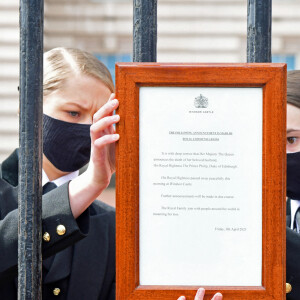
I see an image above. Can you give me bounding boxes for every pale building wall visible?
[0,0,19,162]
[1,0,300,164]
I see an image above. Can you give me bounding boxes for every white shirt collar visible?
[290,199,300,230]
[42,169,79,187]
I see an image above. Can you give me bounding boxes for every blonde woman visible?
[0,48,222,300]
[0,47,117,299]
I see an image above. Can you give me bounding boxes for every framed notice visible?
[115,63,286,300]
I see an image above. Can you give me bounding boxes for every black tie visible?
[293,206,300,233]
[42,182,57,195]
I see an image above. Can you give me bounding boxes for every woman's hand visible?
[87,93,119,189]
[68,93,119,218]
[177,288,223,300]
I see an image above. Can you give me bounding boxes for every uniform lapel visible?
[43,246,73,284]
[67,214,109,300]
[1,149,19,187]
[287,198,292,227]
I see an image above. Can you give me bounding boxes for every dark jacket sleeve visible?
[94,203,115,300]
[106,281,115,300]
[287,226,300,300]
[0,179,90,282]
[105,207,116,300]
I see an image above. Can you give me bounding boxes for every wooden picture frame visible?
[115,63,286,300]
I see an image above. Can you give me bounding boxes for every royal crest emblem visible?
[194,94,208,108]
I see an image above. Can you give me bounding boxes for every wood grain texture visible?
[115,63,286,300]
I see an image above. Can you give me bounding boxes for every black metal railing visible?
[247,0,272,63]
[19,0,44,298]
[133,0,157,62]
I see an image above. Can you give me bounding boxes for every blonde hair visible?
[43,47,114,97]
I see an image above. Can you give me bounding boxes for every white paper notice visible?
[139,87,262,286]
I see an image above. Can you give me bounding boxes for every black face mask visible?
[43,114,91,172]
[287,152,300,200]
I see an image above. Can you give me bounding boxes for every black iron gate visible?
[18,0,272,298]
[19,0,43,298]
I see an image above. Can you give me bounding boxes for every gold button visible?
[286,283,292,294]
[56,224,66,236]
[43,232,50,242]
[53,288,60,296]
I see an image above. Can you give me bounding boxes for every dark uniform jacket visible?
[0,150,115,299]
[286,198,300,300]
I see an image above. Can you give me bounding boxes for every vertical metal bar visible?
[247,0,272,63]
[133,0,157,62]
[19,0,44,298]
